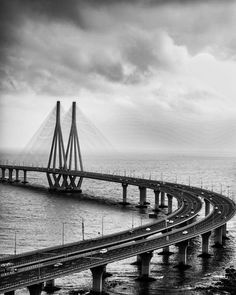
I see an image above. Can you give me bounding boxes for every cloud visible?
[0,0,236,153]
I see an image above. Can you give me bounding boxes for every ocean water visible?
[0,154,236,295]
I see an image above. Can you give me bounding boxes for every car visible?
[180,215,184,218]
[175,215,179,219]
[186,214,189,217]
[54,262,63,267]
[182,230,188,235]
[1,262,14,267]
[146,228,151,231]
[168,220,174,224]
[218,211,222,214]
[215,206,218,210]
[99,248,108,254]
[129,230,134,234]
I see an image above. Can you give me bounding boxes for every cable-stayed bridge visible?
[0,101,235,295]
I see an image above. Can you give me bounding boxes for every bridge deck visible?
[0,165,235,292]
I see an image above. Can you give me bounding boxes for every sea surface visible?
[0,154,236,295]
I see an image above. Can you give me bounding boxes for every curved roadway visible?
[0,165,235,293]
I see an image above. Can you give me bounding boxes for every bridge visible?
[0,101,235,295]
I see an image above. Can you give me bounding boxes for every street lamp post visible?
[102,216,105,236]
[82,218,85,240]
[62,222,65,245]
[14,231,17,255]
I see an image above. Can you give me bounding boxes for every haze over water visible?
[1,153,235,295]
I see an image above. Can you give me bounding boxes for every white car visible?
[99,248,108,254]
[54,262,63,267]
[182,230,188,235]
[146,228,151,231]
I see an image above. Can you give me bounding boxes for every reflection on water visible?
[0,155,235,295]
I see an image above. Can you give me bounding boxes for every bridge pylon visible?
[47,101,83,193]
[47,101,68,191]
[64,101,83,190]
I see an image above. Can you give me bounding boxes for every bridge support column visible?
[139,251,153,280]
[204,199,210,216]
[45,279,55,288]
[120,183,129,205]
[199,231,211,257]
[15,169,20,182]
[177,198,182,208]
[159,232,173,256]
[44,279,59,292]
[167,194,173,214]
[1,168,6,181]
[158,245,172,256]
[28,283,43,295]
[153,190,160,212]
[91,265,106,294]
[22,170,28,184]
[222,223,227,239]
[214,226,223,247]
[159,191,167,208]
[8,169,13,182]
[137,187,147,208]
[176,240,189,268]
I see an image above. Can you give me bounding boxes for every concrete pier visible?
[139,251,153,279]
[167,194,173,214]
[15,169,20,182]
[158,245,172,255]
[176,240,189,268]
[44,279,55,288]
[158,232,173,255]
[222,223,227,239]
[22,170,28,184]
[90,265,106,294]
[137,187,147,208]
[134,254,141,265]
[214,225,223,247]
[121,183,129,205]
[204,199,210,216]
[28,283,43,295]
[159,191,166,208]
[8,169,13,182]
[154,190,160,212]
[1,168,6,181]
[199,231,211,257]
[177,198,182,208]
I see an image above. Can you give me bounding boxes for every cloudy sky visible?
[0,0,236,155]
